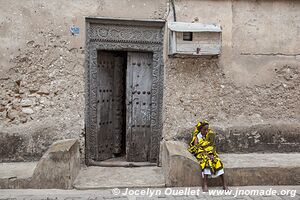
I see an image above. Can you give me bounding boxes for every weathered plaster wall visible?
[163,0,300,140]
[0,0,299,161]
[0,0,168,161]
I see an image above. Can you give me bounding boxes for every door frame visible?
[85,17,165,165]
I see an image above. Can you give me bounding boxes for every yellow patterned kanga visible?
[187,121,224,175]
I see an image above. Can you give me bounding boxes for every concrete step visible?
[73,166,166,189]
[217,153,300,186]
[0,139,80,189]
[88,155,157,167]
[162,141,300,187]
[0,162,38,189]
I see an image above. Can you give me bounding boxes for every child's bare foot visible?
[202,185,208,192]
[223,186,229,191]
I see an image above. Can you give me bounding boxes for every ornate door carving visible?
[126,52,153,162]
[85,18,164,165]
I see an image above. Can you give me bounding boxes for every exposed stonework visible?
[163,57,300,140]
[0,0,168,163]
[0,32,85,126]
[162,0,300,139]
[0,0,300,163]
[0,30,85,161]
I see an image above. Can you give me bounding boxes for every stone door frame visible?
[85,17,165,165]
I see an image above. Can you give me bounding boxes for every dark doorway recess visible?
[96,51,127,160]
[96,50,154,165]
[85,18,165,166]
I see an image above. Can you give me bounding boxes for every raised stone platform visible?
[2,138,300,189]
[73,166,165,189]
[162,141,300,187]
[0,139,80,189]
[0,162,37,189]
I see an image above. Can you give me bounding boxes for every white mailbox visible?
[168,22,222,56]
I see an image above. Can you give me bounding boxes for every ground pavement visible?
[0,186,299,200]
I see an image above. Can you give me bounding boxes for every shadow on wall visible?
[0,126,61,162]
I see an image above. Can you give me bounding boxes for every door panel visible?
[97,51,125,161]
[126,52,153,162]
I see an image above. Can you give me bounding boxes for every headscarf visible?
[187,120,223,173]
[192,120,210,138]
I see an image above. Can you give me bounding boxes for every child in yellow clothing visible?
[188,120,228,192]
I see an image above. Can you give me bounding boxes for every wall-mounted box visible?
[168,22,222,56]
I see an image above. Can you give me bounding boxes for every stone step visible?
[0,139,80,189]
[88,155,157,167]
[73,166,166,189]
[216,153,300,186]
[162,141,300,187]
[0,162,38,189]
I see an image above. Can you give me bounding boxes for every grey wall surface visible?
[0,0,299,162]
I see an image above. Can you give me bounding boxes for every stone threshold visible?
[73,166,166,190]
[88,156,157,167]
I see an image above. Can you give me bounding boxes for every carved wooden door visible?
[126,52,153,162]
[97,51,125,161]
